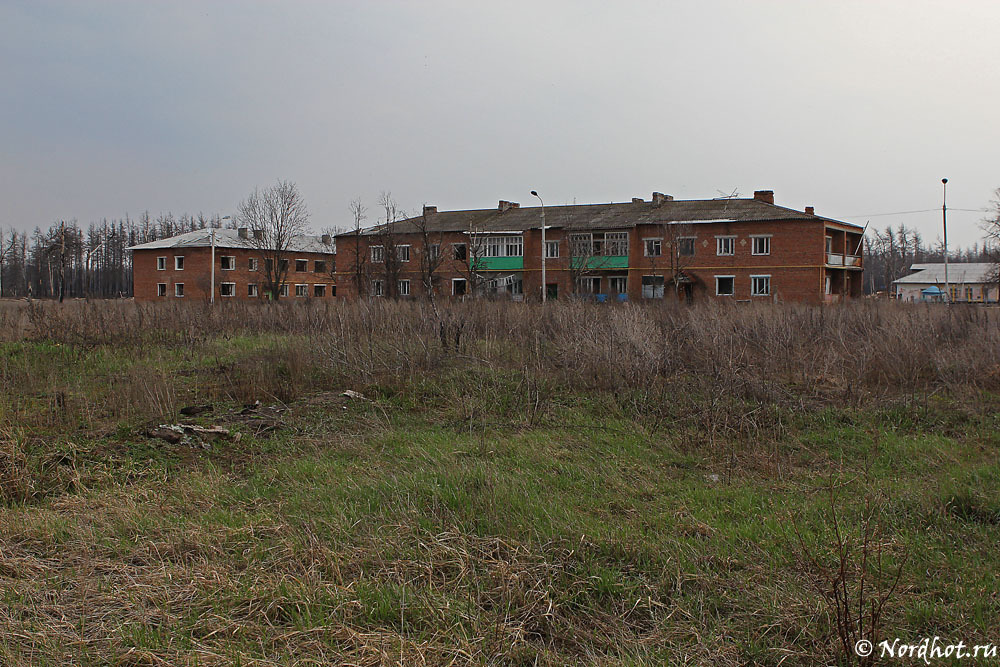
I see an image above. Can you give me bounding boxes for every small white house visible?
[893,263,998,303]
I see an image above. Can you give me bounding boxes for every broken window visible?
[678,237,696,257]
[452,278,467,296]
[295,259,307,272]
[174,256,185,270]
[249,258,259,271]
[221,256,236,270]
[453,244,467,261]
[398,245,411,262]
[641,276,664,299]
[751,275,770,296]
[220,282,235,297]
[313,284,326,297]
[248,284,258,297]
[157,283,167,296]
[643,239,662,257]
[716,276,735,296]
[174,283,185,297]
[314,260,327,273]
[716,237,735,256]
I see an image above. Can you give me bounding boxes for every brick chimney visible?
[651,192,674,206]
[498,200,520,212]
[321,234,332,245]
[238,227,248,240]
[422,205,437,216]
[253,229,264,240]
[753,190,775,205]
[804,206,815,216]
[632,197,644,203]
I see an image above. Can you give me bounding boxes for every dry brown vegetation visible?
[1,299,999,665]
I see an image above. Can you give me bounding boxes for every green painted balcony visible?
[473,256,524,271]
[569,256,629,270]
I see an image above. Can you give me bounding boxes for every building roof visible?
[127,228,335,254]
[893,263,996,285]
[340,196,862,237]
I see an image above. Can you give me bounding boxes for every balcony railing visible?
[827,253,861,267]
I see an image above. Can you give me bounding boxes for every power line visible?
[841,207,986,218]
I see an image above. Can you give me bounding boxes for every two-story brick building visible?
[334,190,864,304]
[129,228,337,302]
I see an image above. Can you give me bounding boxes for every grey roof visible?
[127,228,335,254]
[342,198,861,237]
[893,263,996,285]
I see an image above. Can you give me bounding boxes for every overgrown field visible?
[2,299,1000,665]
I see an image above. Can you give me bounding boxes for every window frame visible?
[678,237,697,257]
[453,243,467,261]
[750,235,771,256]
[544,240,560,259]
[294,284,308,297]
[397,245,411,262]
[156,283,167,297]
[640,275,665,299]
[716,236,736,256]
[174,256,185,270]
[220,255,236,271]
[174,283,185,297]
[372,279,384,297]
[220,282,236,298]
[248,284,258,297]
[750,274,771,296]
[608,276,627,294]
[279,284,289,298]
[295,259,308,272]
[643,238,663,257]
[156,256,166,271]
[313,284,326,297]
[715,275,735,296]
[314,260,327,273]
[452,278,467,296]
[398,279,410,296]
[248,258,258,272]
[371,245,385,263]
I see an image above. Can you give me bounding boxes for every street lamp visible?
[210,215,232,305]
[530,190,546,303]
[942,179,949,304]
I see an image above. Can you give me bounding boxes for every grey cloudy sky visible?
[2,0,998,246]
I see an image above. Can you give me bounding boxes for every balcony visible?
[826,253,862,268]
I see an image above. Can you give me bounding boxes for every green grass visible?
[1,331,999,665]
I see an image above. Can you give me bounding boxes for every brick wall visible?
[133,247,337,302]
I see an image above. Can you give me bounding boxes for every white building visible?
[892,263,998,302]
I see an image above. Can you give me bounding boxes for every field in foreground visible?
[2,299,1000,665]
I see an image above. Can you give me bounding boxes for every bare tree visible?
[414,206,445,304]
[980,188,1000,300]
[370,191,406,299]
[348,198,370,298]
[235,180,310,301]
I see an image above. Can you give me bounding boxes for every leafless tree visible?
[349,198,370,298]
[664,222,696,301]
[456,224,488,297]
[414,206,445,305]
[980,188,1000,299]
[370,191,406,299]
[235,180,310,301]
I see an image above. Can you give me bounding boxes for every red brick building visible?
[129,228,337,302]
[334,190,864,304]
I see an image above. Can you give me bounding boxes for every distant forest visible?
[0,216,995,299]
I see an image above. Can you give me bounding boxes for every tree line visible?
[0,212,228,300]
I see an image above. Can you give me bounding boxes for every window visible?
[279,259,289,272]
[577,277,601,294]
[605,232,629,256]
[265,258,273,272]
[156,256,166,271]
[429,244,440,260]
[453,243,467,261]
[716,237,735,256]
[156,283,167,297]
[398,245,411,262]
[221,256,236,270]
[545,240,560,258]
[751,236,771,256]
[174,283,185,297]
[678,237,696,257]
[371,245,384,263]
[295,259,307,272]
[641,276,664,299]
[295,284,308,297]
[398,279,410,296]
[484,236,523,257]
[279,284,289,298]
[249,258,258,272]
[609,276,627,294]
[949,285,959,302]
[751,275,771,296]
[248,284,258,297]
[314,260,327,273]
[825,236,833,255]
[372,280,384,297]
[569,234,592,257]
[452,278,467,296]
[644,239,662,257]
[174,256,185,270]
[220,282,235,297]
[965,286,974,302]
[330,285,337,297]
[716,275,735,296]
[314,284,326,297]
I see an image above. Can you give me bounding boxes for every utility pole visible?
[942,178,949,303]
[531,191,546,303]
[210,227,216,305]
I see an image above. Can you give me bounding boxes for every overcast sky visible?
[2,0,998,247]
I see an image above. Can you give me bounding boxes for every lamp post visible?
[531,190,546,303]
[942,179,949,303]
[210,215,231,305]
